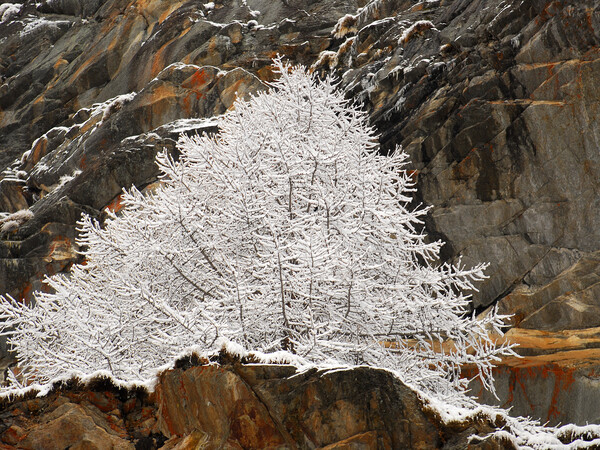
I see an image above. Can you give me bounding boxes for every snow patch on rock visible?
[0,3,20,22]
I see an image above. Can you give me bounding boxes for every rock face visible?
[465,326,600,426]
[319,0,600,312]
[1,0,599,427]
[0,0,357,301]
[316,0,600,424]
[0,362,509,449]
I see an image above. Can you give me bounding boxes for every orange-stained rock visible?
[0,179,28,213]
[1,424,26,445]
[0,363,523,449]
[19,402,134,450]
[156,365,288,448]
[1,0,600,432]
[232,364,442,449]
[159,431,211,450]
[467,327,600,426]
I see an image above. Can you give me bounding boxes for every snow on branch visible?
[0,58,514,404]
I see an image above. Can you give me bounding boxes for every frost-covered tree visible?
[0,59,513,400]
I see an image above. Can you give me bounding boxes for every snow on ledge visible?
[0,339,309,401]
[422,393,600,449]
[3,340,600,448]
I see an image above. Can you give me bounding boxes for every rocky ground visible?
[0,355,591,449]
[0,0,599,429]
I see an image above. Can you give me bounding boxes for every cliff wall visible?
[0,0,599,426]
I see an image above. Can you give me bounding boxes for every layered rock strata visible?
[0,0,599,425]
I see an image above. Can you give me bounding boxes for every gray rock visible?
[497,251,600,331]
[1,0,600,428]
[328,0,600,313]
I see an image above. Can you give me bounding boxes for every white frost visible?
[0,59,514,406]
[0,3,19,22]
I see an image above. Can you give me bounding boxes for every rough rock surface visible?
[0,362,511,449]
[315,0,600,423]
[0,0,357,301]
[466,325,600,426]
[1,0,599,426]
[318,0,600,312]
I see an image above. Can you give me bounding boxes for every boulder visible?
[19,402,134,450]
[0,362,521,449]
